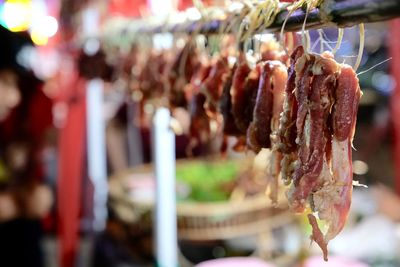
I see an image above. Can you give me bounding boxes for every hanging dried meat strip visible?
[185,62,212,104]
[229,62,261,151]
[220,64,242,136]
[312,64,361,253]
[247,61,287,153]
[186,63,213,152]
[277,46,303,184]
[165,41,199,108]
[201,56,230,116]
[188,93,210,149]
[138,52,168,101]
[277,46,361,260]
[232,63,260,132]
[247,62,275,153]
[290,53,338,212]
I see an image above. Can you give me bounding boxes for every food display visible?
[129,43,362,258]
[116,0,369,260]
[128,43,362,259]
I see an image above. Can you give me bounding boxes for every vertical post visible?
[127,101,144,166]
[57,77,87,267]
[390,19,400,195]
[86,79,108,231]
[152,108,178,267]
[148,0,177,261]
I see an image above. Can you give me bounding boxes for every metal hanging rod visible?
[136,0,400,35]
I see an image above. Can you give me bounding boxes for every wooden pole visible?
[135,0,400,35]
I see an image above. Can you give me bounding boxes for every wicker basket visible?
[108,162,293,241]
[176,194,291,240]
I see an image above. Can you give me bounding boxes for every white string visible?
[332,28,344,54]
[353,23,365,71]
[357,57,392,76]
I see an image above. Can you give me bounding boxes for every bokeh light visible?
[30,30,48,45]
[31,15,58,37]
[1,0,32,32]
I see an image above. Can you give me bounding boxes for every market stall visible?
[93,1,400,266]
[2,0,400,267]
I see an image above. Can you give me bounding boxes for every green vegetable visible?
[176,161,240,202]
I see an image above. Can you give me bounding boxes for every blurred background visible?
[0,0,400,267]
